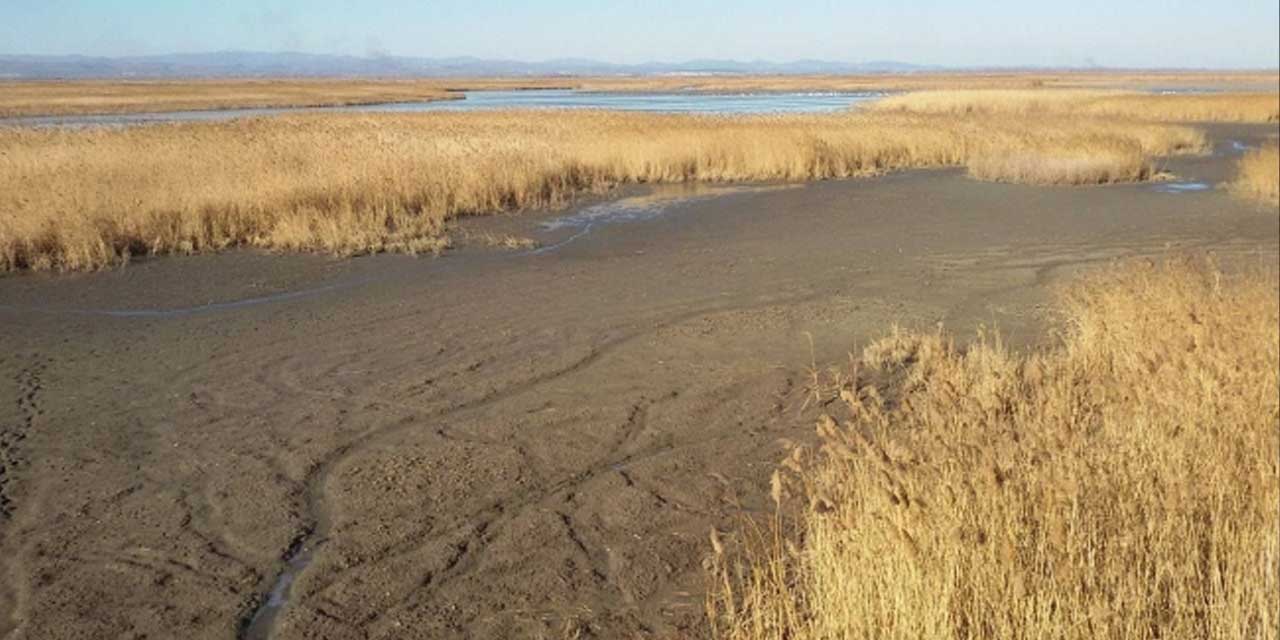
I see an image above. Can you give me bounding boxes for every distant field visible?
[873,89,1280,122]
[2,71,1277,117]
[577,70,1280,93]
[0,78,574,118]
[0,105,1210,272]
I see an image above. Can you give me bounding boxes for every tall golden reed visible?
[872,89,1280,123]
[708,256,1279,640]
[0,110,1206,272]
[1230,144,1280,207]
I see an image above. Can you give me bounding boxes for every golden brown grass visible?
[708,256,1280,640]
[0,110,1206,272]
[967,147,1158,185]
[0,79,564,118]
[0,106,1203,270]
[1229,144,1280,206]
[578,72,1279,94]
[873,89,1280,122]
[459,230,539,250]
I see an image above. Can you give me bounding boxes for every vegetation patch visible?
[1228,143,1280,206]
[0,108,1207,272]
[708,256,1279,640]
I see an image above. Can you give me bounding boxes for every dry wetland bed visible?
[0,75,1278,639]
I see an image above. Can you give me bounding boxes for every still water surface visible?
[2,89,885,127]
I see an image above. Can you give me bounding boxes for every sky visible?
[3,0,1279,69]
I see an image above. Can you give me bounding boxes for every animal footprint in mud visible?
[2,358,47,520]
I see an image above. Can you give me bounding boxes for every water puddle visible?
[527,183,796,255]
[240,539,317,640]
[1148,88,1225,95]
[1152,182,1211,194]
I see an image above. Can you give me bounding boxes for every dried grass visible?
[576,72,1279,94]
[873,89,1280,123]
[1229,144,1280,207]
[967,147,1157,185]
[708,256,1280,640]
[0,110,1206,272]
[0,79,479,118]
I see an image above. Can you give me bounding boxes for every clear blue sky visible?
[4,0,1278,69]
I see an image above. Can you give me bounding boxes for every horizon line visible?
[2,50,1278,74]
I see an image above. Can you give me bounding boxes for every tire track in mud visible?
[237,289,831,639]
[0,355,46,638]
[239,340,621,638]
[350,396,682,635]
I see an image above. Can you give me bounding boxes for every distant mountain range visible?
[0,51,940,79]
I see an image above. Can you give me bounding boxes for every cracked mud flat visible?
[0,123,1276,640]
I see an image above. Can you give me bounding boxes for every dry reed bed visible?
[577,72,1280,94]
[0,110,1206,272]
[873,89,1280,122]
[0,79,488,118]
[1230,144,1280,206]
[709,256,1279,640]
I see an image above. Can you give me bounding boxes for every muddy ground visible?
[0,124,1276,640]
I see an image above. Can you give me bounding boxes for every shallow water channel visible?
[0,89,885,128]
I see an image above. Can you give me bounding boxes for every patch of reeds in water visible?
[1229,143,1280,206]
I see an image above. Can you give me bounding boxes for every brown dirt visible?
[0,124,1275,640]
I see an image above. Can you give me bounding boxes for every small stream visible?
[1152,182,1211,193]
[525,183,796,255]
[240,539,316,640]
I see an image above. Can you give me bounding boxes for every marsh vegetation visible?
[709,257,1280,640]
[1231,143,1280,206]
[872,89,1280,122]
[0,98,1227,272]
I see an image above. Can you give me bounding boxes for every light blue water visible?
[1152,181,1211,193]
[0,89,885,128]
[528,183,797,255]
[369,89,883,113]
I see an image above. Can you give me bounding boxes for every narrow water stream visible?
[241,540,316,640]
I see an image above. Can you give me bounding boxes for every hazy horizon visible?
[3,50,1279,72]
[4,1,1279,70]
